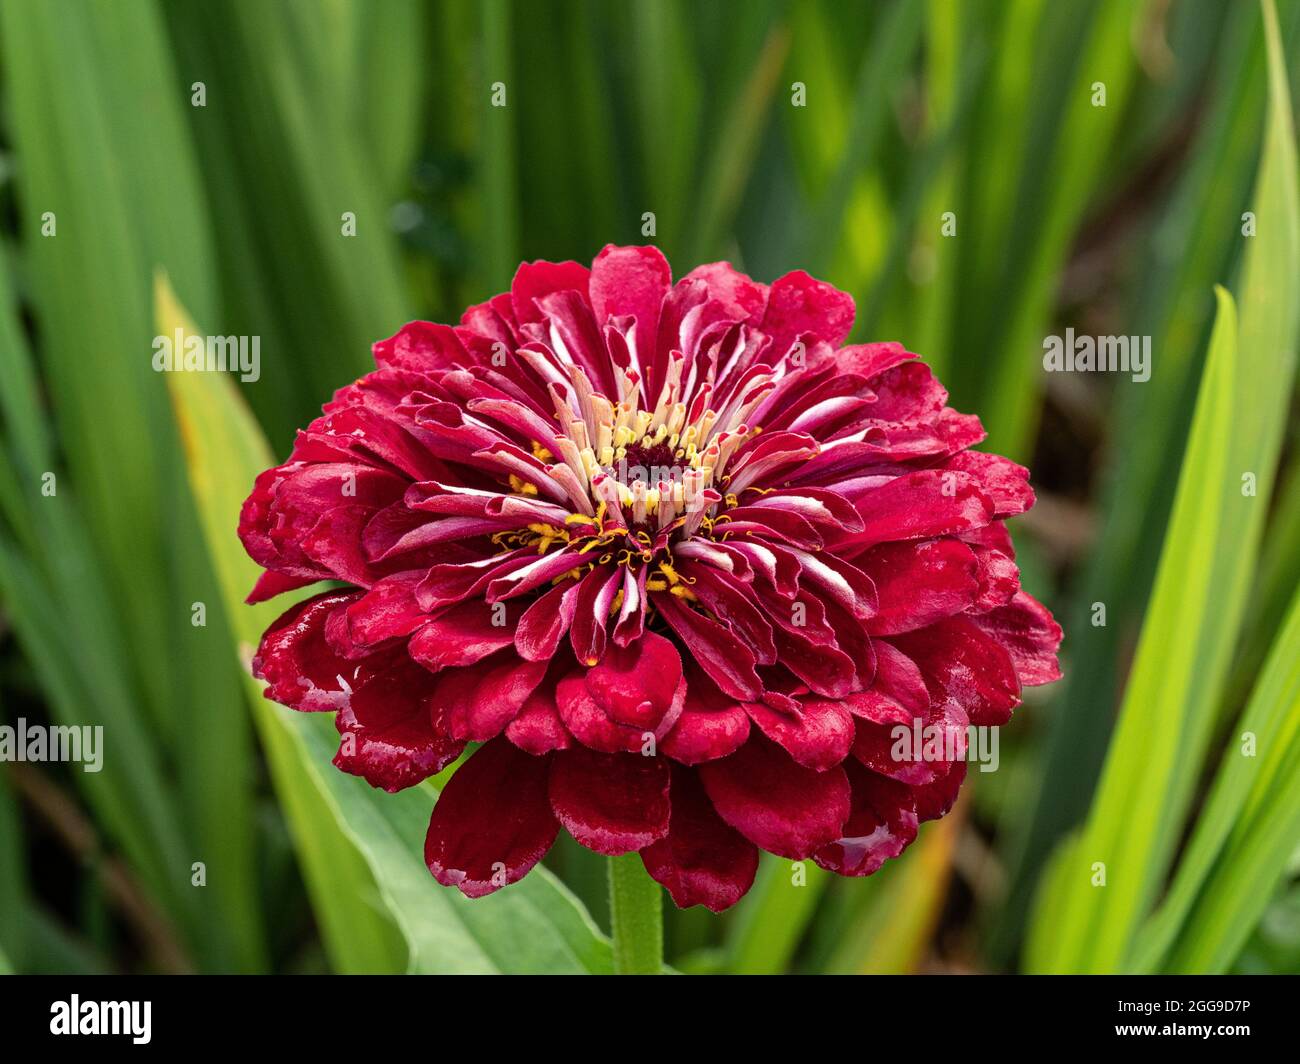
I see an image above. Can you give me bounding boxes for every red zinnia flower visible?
[240,245,1062,911]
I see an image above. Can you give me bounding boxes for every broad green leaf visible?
[158,275,407,974]
[1133,0,1300,971]
[294,719,612,974]
[1031,289,1244,972]
[350,0,426,200]
[159,278,612,973]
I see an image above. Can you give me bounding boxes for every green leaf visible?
[1132,0,1300,971]
[159,278,612,973]
[297,717,613,974]
[972,0,1143,457]
[161,0,415,437]
[993,0,1281,963]
[687,23,791,265]
[0,0,265,970]
[802,0,926,276]
[1031,289,1246,972]
[725,855,829,974]
[157,275,407,973]
[1137,578,1300,971]
[1027,0,1300,972]
[478,0,520,288]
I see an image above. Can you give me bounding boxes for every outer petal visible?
[859,539,979,635]
[253,590,363,711]
[851,700,969,787]
[913,760,967,821]
[761,270,856,356]
[408,600,519,670]
[813,760,918,876]
[510,258,591,325]
[943,451,1035,517]
[892,617,1021,726]
[439,655,549,742]
[661,669,752,764]
[548,747,671,855]
[970,591,1063,685]
[332,663,464,793]
[743,698,854,771]
[589,245,671,363]
[424,739,558,898]
[641,766,759,912]
[505,689,572,755]
[681,261,767,324]
[843,469,995,551]
[699,736,850,859]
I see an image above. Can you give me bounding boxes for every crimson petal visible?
[549,747,671,855]
[641,766,758,912]
[813,760,918,876]
[699,736,850,859]
[424,739,558,898]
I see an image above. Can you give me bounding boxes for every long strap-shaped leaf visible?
[159,278,614,973]
[1133,578,1300,971]
[1027,0,1300,973]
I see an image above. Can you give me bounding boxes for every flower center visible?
[529,353,770,555]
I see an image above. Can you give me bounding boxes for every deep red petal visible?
[424,739,558,898]
[548,747,671,855]
[699,736,850,860]
[505,689,573,755]
[891,617,1021,726]
[743,698,854,771]
[970,591,1063,686]
[813,760,919,876]
[859,539,979,635]
[641,766,758,911]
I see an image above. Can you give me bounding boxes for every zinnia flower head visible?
[240,245,1062,911]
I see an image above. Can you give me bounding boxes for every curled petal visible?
[892,617,1021,726]
[424,739,558,898]
[699,736,851,860]
[970,591,1064,685]
[549,747,671,855]
[641,766,758,911]
[332,657,464,793]
[743,698,854,771]
[813,760,918,876]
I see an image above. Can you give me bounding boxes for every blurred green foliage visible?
[0,0,1297,974]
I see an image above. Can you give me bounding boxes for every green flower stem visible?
[607,853,663,974]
